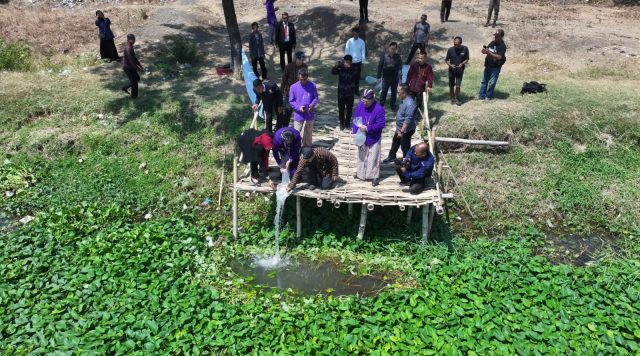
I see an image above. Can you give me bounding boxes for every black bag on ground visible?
[521,81,547,95]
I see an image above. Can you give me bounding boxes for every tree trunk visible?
[221,0,243,80]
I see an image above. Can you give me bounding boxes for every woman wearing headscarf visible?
[352,89,386,186]
[95,10,119,62]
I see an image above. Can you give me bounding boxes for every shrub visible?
[0,39,32,71]
[160,35,202,65]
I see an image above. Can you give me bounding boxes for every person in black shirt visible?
[252,79,284,134]
[376,42,403,110]
[478,29,506,101]
[249,22,268,80]
[331,55,356,131]
[445,36,469,106]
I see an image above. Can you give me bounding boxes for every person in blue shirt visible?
[395,142,434,195]
[273,127,302,178]
[95,10,119,62]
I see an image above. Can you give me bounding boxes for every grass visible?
[1,37,640,352]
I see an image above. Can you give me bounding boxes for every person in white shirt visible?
[345,27,366,95]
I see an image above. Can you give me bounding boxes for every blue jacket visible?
[402,146,434,181]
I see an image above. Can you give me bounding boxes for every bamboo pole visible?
[428,203,435,240]
[422,204,430,242]
[435,137,510,146]
[296,196,301,238]
[348,203,353,217]
[406,206,413,225]
[217,149,226,207]
[232,154,238,239]
[357,204,367,240]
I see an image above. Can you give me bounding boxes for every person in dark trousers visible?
[249,22,268,80]
[405,14,430,65]
[281,52,307,127]
[331,54,356,131]
[376,41,402,110]
[265,0,278,45]
[445,36,469,105]
[396,142,434,195]
[383,86,416,163]
[121,34,143,98]
[405,51,433,112]
[478,29,507,101]
[441,0,452,23]
[237,129,276,189]
[275,12,296,71]
[359,0,369,23]
[95,10,119,61]
[252,79,284,134]
[287,147,341,192]
[486,0,500,28]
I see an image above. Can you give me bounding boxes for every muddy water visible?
[537,232,620,267]
[232,257,390,297]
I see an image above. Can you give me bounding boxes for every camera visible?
[395,158,411,170]
[337,59,344,67]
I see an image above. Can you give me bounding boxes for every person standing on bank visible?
[331,55,356,131]
[383,86,416,164]
[273,126,302,178]
[376,41,402,110]
[359,0,369,23]
[405,14,430,65]
[352,89,386,187]
[445,36,469,106]
[275,12,296,71]
[289,68,318,147]
[345,27,366,95]
[281,51,307,127]
[441,0,452,23]
[95,10,119,62]
[478,29,507,101]
[265,0,278,46]
[396,142,435,195]
[486,0,500,28]
[249,22,268,80]
[405,51,433,112]
[121,34,143,99]
[252,79,284,134]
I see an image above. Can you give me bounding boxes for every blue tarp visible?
[241,51,264,119]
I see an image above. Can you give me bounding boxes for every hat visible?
[301,147,314,159]
[295,51,306,60]
[362,89,375,100]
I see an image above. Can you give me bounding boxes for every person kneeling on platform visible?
[287,147,340,193]
[237,128,276,189]
[396,142,434,195]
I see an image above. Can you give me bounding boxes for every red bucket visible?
[215,65,233,76]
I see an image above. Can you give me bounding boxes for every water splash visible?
[255,171,291,268]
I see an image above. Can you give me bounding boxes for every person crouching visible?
[396,142,434,195]
[287,147,340,192]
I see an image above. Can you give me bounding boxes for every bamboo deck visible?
[234,113,443,208]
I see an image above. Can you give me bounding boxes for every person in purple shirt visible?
[273,127,302,178]
[352,89,386,186]
[289,68,318,147]
[265,0,278,46]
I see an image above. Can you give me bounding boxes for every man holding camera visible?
[395,142,434,195]
[445,36,469,106]
[331,55,356,131]
[478,29,506,101]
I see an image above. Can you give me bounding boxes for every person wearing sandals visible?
[352,89,386,187]
[95,10,119,62]
[237,128,276,189]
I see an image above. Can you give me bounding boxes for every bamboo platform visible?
[232,93,451,241]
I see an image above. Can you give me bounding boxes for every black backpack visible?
[521,81,547,95]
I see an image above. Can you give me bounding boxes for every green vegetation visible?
[158,35,203,65]
[1,48,639,353]
[0,39,32,71]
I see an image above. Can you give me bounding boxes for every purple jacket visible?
[289,81,319,122]
[352,101,386,146]
[266,0,277,25]
[273,127,302,177]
